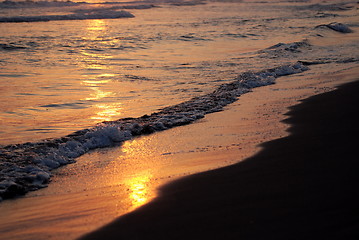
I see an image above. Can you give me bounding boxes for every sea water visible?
[0,0,358,201]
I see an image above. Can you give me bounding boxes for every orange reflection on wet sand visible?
[125,173,152,209]
[120,140,156,208]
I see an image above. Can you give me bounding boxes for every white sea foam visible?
[0,62,309,201]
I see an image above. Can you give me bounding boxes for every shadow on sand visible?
[80,80,359,240]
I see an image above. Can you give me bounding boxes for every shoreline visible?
[80,78,359,239]
[0,62,309,201]
[0,65,358,240]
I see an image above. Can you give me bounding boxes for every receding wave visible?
[0,10,134,23]
[0,62,309,201]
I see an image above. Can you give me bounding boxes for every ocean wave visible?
[0,0,157,10]
[295,3,354,12]
[0,43,27,50]
[266,40,311,52]
[41,102,87,110]
[71,4,156,15]
[169,0,205,6]
[178,34,211,41]
[315,22,353,33]
[124,74,157,82]
[258,40,312,59]
[0,0,81,9]
[0,10,134,23]
[0,62,309,201]
[122,4,156,9]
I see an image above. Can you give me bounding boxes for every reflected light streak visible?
[84,87,113,101]
[82,79,111,85]
[76,19,125,123]
[81,51,113,60]
[87,19,106,33]
[91,103,122,121]
[78,19,113,70]
[120,140,156,209]
[79,51,112,70]
[125,173,152,209]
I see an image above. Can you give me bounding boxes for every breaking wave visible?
[0,0,81,8]
[0,10,134,23]
[265,40,311,53]
[0,0,161,23]
[0,62,309,201]
[257,40,312,59]
[315,22,353,33]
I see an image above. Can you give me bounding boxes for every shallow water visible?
[2,0,357,145]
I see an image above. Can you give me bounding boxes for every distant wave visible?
[0,10,134,23]
[257,40,312,60]
[296,3,354,12]
[0,43,27,50]
[0,62,309,201]
[0,0,157,9]
[0,0,81,8]
[265,40,311,53]
[315,22,353,33]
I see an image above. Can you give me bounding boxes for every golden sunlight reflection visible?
[78,19,114,70]
[86,19,107,37]
[82,79,111,85]
[78,19,125,122]
[79,51,112,70]
[120,139,160,209]
[84,86,113,101]
[91,103,123,121]
[125,173,153,209]
[81,51,113,60]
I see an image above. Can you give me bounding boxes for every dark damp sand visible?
[80,80,359,240]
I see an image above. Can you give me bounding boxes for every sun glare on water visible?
[78,19,125,122]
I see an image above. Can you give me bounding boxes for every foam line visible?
[0,62,309,201]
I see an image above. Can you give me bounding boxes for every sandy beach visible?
[80,74,359,239]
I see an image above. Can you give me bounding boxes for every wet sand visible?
[80,78,359,239]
